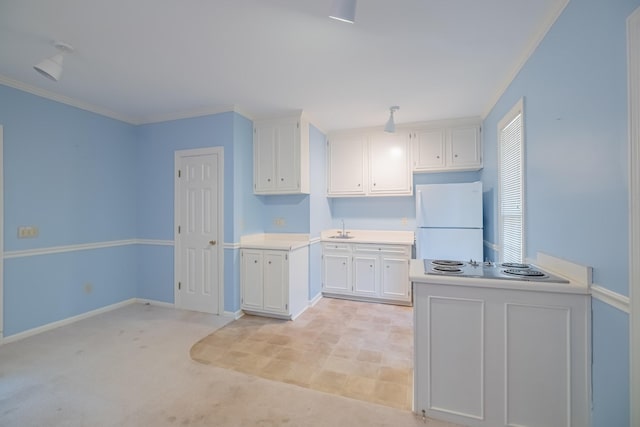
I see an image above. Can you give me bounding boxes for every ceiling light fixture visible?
[33,41,74,82]
[384,106,400,133]
[329,0,357,23]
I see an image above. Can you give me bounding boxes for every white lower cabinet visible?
[322,242,412,305]
[414,282,591,427]
[241,247,309,319]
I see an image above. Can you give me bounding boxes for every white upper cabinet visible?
[253,114,310,195]
[327,129,412,197]
[369,131,412,195]
[327,132,366,195]
[412,119,482,173]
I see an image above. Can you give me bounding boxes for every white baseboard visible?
[223,309,244,320]
[135,298,175,309]
[309,292,323,307]
[1,298,137,345]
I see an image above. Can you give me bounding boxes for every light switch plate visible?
[18,226,39,238]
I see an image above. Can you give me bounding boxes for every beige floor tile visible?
[378,366,412,385]
[356,348,383,363]
[310,369,349,393]
[190,297,415,412]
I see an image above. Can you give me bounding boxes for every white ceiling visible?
[0,0,567,131]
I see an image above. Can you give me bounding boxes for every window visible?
[498,99,524,263]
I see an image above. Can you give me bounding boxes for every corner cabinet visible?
[327,129,412,197]
[241,246,309,319]
[321,242,412,305]
[253,114,310,195]
[412,122,482,172]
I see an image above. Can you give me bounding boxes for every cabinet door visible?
[254,124,277,192]
[275,120,300,192]
[369,131,412,194]
[241,249,263,310]
[380,257,410,300]
[449,126,481,168]
[263,251,288,314]
[322,253,351,294]
[327,134,366,195]
[413,128,446,170]
[353,255,378,296]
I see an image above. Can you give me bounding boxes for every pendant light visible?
[34,41,74,82]
[384,106,400,133]
[329,0,357,23]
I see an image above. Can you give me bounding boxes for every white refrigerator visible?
[415,181,483,261]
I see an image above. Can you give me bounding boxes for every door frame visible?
[628,6,640,425]
[0,125,4,343]
[173,147,224,315]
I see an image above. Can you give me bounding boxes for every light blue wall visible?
[480,0,639,424]
[135,112,251,312]
[1,85,139,335]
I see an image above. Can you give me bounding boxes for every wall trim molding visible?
[135,298,175,309]
[628,6,640,425]
[309,292,323,307]
[0,76,251,126]
[3,238,178,259]
[591,285,631,314]
[223,242,241,250]
[1,298,138,345]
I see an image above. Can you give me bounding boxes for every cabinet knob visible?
[454,154,458,158]
[280,178,284,181]
[254,260,258,263]
[373,183,376,186]
[436,155,440,159]
[267,178,271,182]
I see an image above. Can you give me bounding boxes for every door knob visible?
[209,240,217,246]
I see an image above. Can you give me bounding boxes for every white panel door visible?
[175,148,222,314]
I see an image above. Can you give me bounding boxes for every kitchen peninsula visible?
[410,254,592,426]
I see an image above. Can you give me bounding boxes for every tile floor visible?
[190,297,414,410]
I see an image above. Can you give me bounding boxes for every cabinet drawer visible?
[322,242,351,252]
[353,244,410,257]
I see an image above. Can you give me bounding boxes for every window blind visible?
[499,111,523,263]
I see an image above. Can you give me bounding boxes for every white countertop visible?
[240,233,310,251]
[409,258,591,295]
[320,229,414,245]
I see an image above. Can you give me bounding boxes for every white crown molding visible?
[0,74,135,124]
[481,0,570,119]
[136,104,252,125]
[0,74,255,126]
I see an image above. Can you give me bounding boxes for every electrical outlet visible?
[401,217,408,225]
[18,226,39,238]
[273,218,285,227]
[84,283,93,294]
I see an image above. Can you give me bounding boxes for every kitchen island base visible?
[412,261,591,427]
